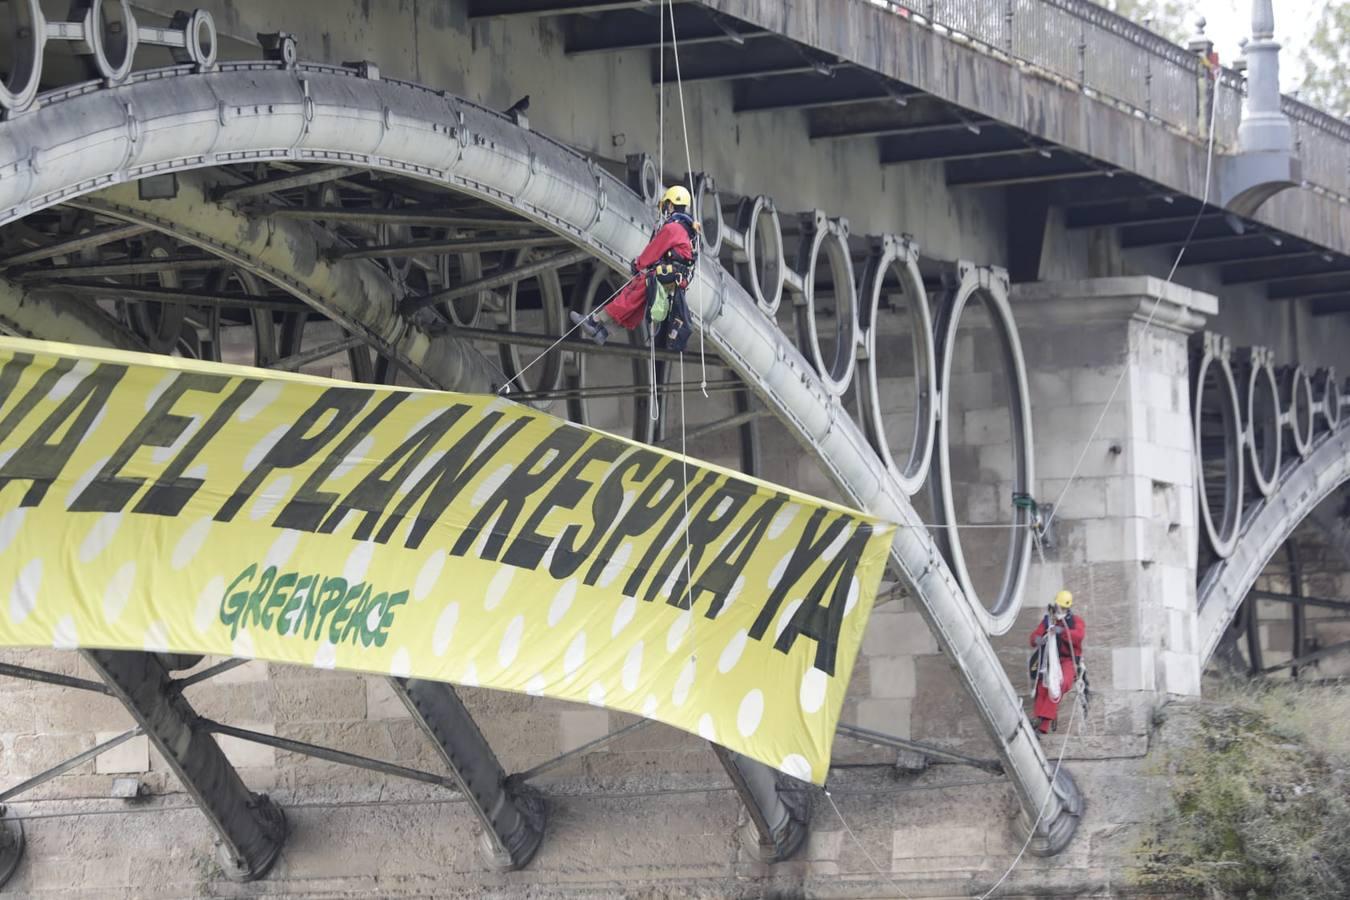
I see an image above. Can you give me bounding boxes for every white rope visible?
[664,0,709,395]
[824,789,913,899]
[495,280,627,395]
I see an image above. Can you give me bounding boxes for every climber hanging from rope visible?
[1027,590,1087,735]
[570,185,699,351]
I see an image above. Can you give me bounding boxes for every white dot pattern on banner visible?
[718,630,748,674]
[471,464,513,507]
[331,435,375,480]
[499,615,525,668]
[587,682,606,707]
[314,640,337,669]
[52,615,78,650]
[775,599,803,642]
[405,408,444,440]
[539,534,562,573]
[65,457,109,509]
[390,648,412,678]
[232,631,256,660]
[845,576,860,615]
[799,667,827,715]
[461,661,480,687]
[102,562,136,623]
[563,632,586,677]
[78,513,121,564]
[767,506,797,540]
[236,381,281,421]
[408,450,446,489]
[365,603,383,633]
[738,689,764,737]
[0,509,25,555]
[152,417,198,464]
[822,524,851,561]
[666,609,692,653]
[722,575,746,613]
[547,580,576,627]
[249,475,292,522]
[432,603,460,657]
[143,621,170,653]
[185,464,208,483]
[780,754,812,782]
[171,518,212,570]
[621,641,643,693]
[194,577,222,634]
[413,554,445,602]
[265,530,301,570]
[611,594,637,637]
[672,659,695,706]
[343,541,375,584]
[698,713,716,741]
[50,359,94,399]
[143,373,176,412]
[245,424,289,471]
[525,675,546,696]
[484,567,513,611]
[641,695,658,718]
[597,542,632,589]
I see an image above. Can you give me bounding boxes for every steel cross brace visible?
[388,678,545,870]
[710,745,810,862]
[81,651,286,881]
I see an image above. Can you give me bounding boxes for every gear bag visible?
[655,288,692,353]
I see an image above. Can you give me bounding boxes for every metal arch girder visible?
[1197,428,1350,665]
[0,276,147,351]
[387,680,545,871]
[65,176,502,393]
[82,650,286,881]
[0,62,1079,852]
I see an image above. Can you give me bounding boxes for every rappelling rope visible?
[979,62,1224,900]
[495,280,627,396]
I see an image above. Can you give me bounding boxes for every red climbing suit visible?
[1029,612,1085,732]
[606,219,695,330]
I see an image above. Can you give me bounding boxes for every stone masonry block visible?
[1149,408,1193,450]
[559,708,610,753]
[806,829,844,862]
[217,722,276,769]
[964,407,1011,444]
[366,677,408,720]
[1161,650,1201,696]
[94,732,150,774]
[862,611,939,657]
[868,656,917,698]
[891,824,987,860]
[1069,367,1127,405]
[855,698,912,738]
[1111,646,1156,692]
[1105,476,1154,519]
[1029,370,1072,406]
[1084,517,1145,562]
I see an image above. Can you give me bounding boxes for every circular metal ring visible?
[932,269,1034,635]
[185,10,218,67]
[434,250,486,327]
[0,0,45,114]
[1282,365,1314,459]
[735,195,783,315]
[499,246,565,409]
[90,0,138,84]
[693,173,722,257]
[566,266,623,429]
[126,236,188,354]
[796,220,858,396]
[1243,351,1281,498]
[635,155,660,205]
[1316,367,1340,431]
[857,239,937,496]
[1193,348,1244,559]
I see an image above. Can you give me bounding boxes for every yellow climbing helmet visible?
[1054,590,1073,610]
[660,185,692,212]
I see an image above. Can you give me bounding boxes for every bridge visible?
[0,0,1348,894]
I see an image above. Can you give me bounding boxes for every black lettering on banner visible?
[0,363,127,507]
[772,523,873,675]
[451,424,588,562]
[652,478,755,608]
[321,404,469,541]
[135,379,262,517]
[215,386,373,522]
[626,469,720,601]
[71,372,230,514]
[0,352,34,419]
[501,434,625,572]
[275,392,408,532]
[748,508,851,645]
[582,458,684,587]
[0,355,70,441]
[384,411,528,549]
[686,492,789,619]
[549,448,660,581]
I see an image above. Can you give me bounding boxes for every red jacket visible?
[1030,613,1085,661]
[635,220,694,271]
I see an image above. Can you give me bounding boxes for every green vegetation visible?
[1134,681,1350,898]
[1297,2,1350,118]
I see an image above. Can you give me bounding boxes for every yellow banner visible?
[0,337,894,783]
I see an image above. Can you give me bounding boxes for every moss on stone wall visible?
[1132,682,1350,899]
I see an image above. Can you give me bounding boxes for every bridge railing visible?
[874,0,1350,199]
